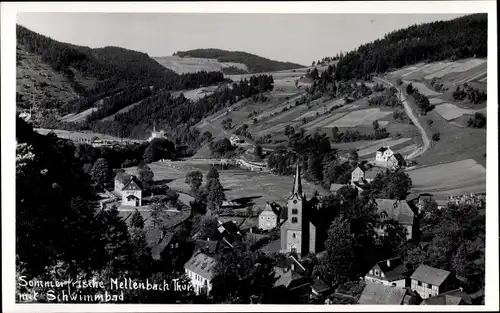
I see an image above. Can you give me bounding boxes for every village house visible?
[420,288,472,305]
[374,199,416,240]
[145,228,180,261]
[350,164,382,185]
[229,134,244,146]
[364,257,410,287]
[375,147,394,162]
[410,265,454,299]
[387,153,406,169]
[358,282,422,305]
[374,147,405,169]
[148,124,169,142]
[272,255,312,303]
[114,171,143,207]
[184,252,217,296]
[259,202,281,230]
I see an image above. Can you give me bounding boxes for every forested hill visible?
[16,25,226,115]
[173,48,305,73]
[331,13,487,80]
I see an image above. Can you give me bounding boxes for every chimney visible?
[387,259,391,268]
[291,264,295,271]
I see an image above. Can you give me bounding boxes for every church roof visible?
[289,160,304,200]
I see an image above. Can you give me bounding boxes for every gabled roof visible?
[390,153,405,163]
[275,255,306,275]
[193,240,219,256]
[260,203,278,216]
[259,239,281,255]
[311,278,330,294]
[122,177,141,191]
[330,183,345,192]
[375,199,414,225]
[239,217,258,230]
[377,147,388,153]
[410,265,451,286]
[184,252,217,280]
[421,288,472,305]
[274,268,310,290]
[371,257,409,282]
[115,171,133,184]
[358,282,408,305]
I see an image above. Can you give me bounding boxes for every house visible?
[192,239,220,257]
[121,177,142,207]
[146,229,179,261]
[387,153,406,169]
[364,257,410,287]
[310,277,331,301]
[259,202,280,230]
[351,164,382,185]
[374,199,415,240]
[410,265,453,299]
[420,288,472,305]
[148,124,168,142]
[114,171,133,196]
[329,183,344,195]
[375,147,394,162]
[272,255,311,303]
[229,134,244,146]
[239,217,259,233]
[358,282,422,305]
[184,252,217,295]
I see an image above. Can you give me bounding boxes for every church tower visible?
[281,159,308,257]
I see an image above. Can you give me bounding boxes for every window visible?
[418,281,422,286]
[369,270,373,275]
[291,248,297,253]
[292,233,296,239]
[392,283,396,287]
[292,209,298,214]
[293,200,297,204]
[422,282,428,288]
[374,270,379,276]
[291,217,298,223]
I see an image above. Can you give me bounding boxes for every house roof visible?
[274,268,310,290]
[150,232,176,260]
[184,252,217,280]
[370,257,409,282]
[375,199,414,225]
[122,177,141,191]
[260,203,278,217]
[358,282,408,305]
[377,147,388,153]
[330,183,345,192]
[364,167,383,180]
[421,289,472,305]
[410,265,451,286]
[275,255,306,275]
[311,278,330,294]
[115,171,133,184]
[239,217,258,230]
[391,153,405,163]
[259,239,281,255]
[193,240,219,256]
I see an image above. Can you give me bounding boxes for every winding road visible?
[373,77,431,160]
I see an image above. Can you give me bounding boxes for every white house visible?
[259,203,279,230]
[364,257,409,288]
[184,252,217,296]
[121,178,142,207]
[375,147,394,162]
[230,134,245,146]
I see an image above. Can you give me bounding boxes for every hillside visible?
[172,48,305,73]
[153,56,249,75]
[332,14,487,81]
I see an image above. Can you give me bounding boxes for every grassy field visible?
[408,158,486,198]
[60,107,98,123]
[433,102,479,121]
[153,56,248,74]
[125,160,329,209]
[325,108,392,128]
[35,128,145,143]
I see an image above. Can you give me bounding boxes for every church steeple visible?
[289,159,304,199]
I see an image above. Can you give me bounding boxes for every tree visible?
[406,83,414,94]
[149,202,166,228]
[129,209,145,229]
[143,138,176,163]
[210,243,277,303]
[137,163,154,189]
[284,125,295,139]
[317,216,355,285]
[185,171,203,193]
[90,158,110,186]
[372,120,380,131]
[432,133,441,142]
[370,169,412,200]
[205,178,226,210]
[254,145,263,158]
[206,166,220,181]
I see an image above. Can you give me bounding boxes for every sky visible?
[17,13,466,66]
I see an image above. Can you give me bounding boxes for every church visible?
[280,161,326,259]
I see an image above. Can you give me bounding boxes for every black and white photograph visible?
[1,1,498,311]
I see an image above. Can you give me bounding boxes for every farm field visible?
[408,158,486,198]
[429,97,446,105]
[171,85,220,101]
[126,160,329,209]
[326,108,392,128]
[434,102,479,121]
[35,128,145,143]
[153,56,248,74]
[60,107,98,123]
[403,81,442,97]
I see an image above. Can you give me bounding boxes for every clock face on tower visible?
[293,200,297,204]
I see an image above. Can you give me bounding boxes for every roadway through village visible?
[373,77,431,160]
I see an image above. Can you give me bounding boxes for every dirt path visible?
[373,77,431,160]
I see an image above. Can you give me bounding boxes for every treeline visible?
[323,14,486,81]
[311,55,340,67]
[467,113,486,128]
[331,123,390,143]
[406,83,434,114]
[452,84,487,104]
[174,48,304,73]
[368,87,402,107]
